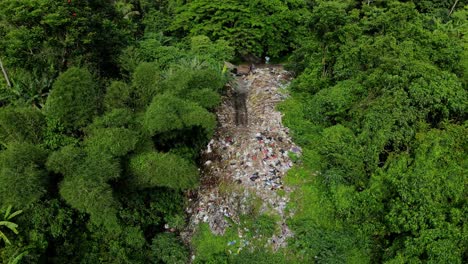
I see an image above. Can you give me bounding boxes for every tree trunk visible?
[322,45,328,78]
[0,58,12,88]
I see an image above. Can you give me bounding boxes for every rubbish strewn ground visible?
[183,66,301,256]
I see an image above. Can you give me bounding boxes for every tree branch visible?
[449,0,460,17]
[0,58,12,88]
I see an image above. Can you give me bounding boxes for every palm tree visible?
[115,1,140,19]
[0,205,23,245]
[0,206,29,264]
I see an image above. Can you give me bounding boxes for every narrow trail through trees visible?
[183,66,302,254]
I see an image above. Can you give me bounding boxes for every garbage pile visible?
[183,66,301,251]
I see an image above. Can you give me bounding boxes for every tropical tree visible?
[281,1,468,262]
[0,0,130,76]
[170,0,309,57]
[44,67,99,132]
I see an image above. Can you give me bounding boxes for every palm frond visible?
[0,231,11,245]
[4,205,12,219]
[8,250,29,264]
[0,221,19,234]
[7,210,23,221]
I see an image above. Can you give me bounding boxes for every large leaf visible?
[3,205,12,220]
[6,209,23,221]
[8,250,29,264]
[0,231,11,245]
[0,221,19,234]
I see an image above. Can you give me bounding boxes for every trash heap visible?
[184,66,301,251]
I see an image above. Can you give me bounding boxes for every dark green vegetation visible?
[0,0,466,263]
[0,1,230,263]
[170,0,309,58]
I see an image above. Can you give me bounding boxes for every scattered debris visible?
[236,65,251,76]
[183,66,300,253]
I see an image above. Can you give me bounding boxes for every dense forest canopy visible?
[0,0,466,263]
[281,0,468,263]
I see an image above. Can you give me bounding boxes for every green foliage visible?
[151,233,189,264]
[0,106,44,146]
[58,225,149,263]
[47,143,125,231]
[118,188,186,231]
[244,214,278,238]
[42,117,80,150]
[131,62,162,110]
[0,0,131,76]
[319,125,366,187]
[171,0,309,57]
[118,35,186,75]
[0,206,22,246]
[7,250,29,264]
[285,169,371,263]
[84,127,139,157]
[144,93,216,149]
[231,250,288,264]
[161,62,225,109]
[282,1,468,263]
[104,81,132,110]
[0,0,230,262]
[190,35,235,62]
[129,151,199,190]
[59,166,121,232]
[46,145,84,176]
[87,108,138,131]
[44,67,99,132]
[192,223,235,263]
[118,33,232,79]
[291,224,367,264]
[6,0,466,262]
[72,151,120,183]
[306,80,364,125]
[185,88,222,110]
[0,143,48,208]
[359,125,467,262]
[0,68,53,107]
[142,9,172,35]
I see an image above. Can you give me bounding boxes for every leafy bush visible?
[190,35,235,62]
[0,0,130,76]
[129,151,199,190]
[0,106,45,146]
[143,93,216,149]
[282,1,468,262]
[0,143,48,208]
[151,233,189,264]
[84,127,139,157]
[104,81,133,110]
[44,67,99,132]
[131,62,162,110]
[59,174,121,232]
[171,0,309,57]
